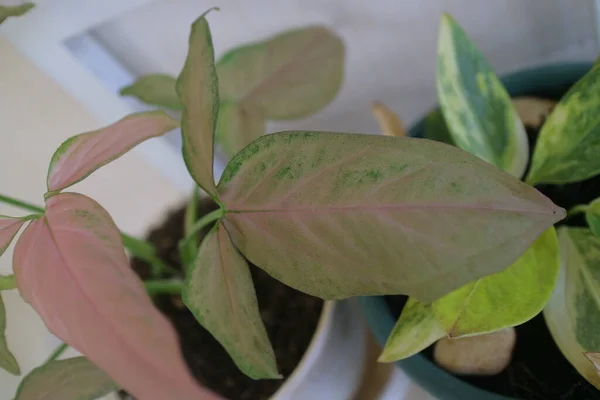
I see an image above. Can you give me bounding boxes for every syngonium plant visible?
[0,10,565,400]
[120,18,345,159]
[378,12,600,392]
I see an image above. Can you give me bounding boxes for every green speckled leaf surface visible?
[183,222,279,379]
[176,12,219,198]
[437,14,528,178]
[217,131,563,302]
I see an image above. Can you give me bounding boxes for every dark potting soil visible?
[119,197,324,400]
[385,103,600,400]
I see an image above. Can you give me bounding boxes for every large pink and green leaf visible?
[183,222,279,379]
[46,111,178,193]
[13,193,218,400]
[14,357,117,400]
[217,26,344,120]
[217,132,564,302]
[176,12,220,198]
[0,216,26,257]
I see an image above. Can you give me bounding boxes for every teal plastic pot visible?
[359,62,592,400]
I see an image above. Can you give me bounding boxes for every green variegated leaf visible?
[584,198,600,237]
[432,227,559,337]
[0,3,34,24]
[218,131,564,302]
[526,65,600,185]
[436,14,528,178]
[423,109,454,145]
[0,293,19,375]
[215,102,265,158]
[379,298,444,362]
[176,10,220,198]
[544,227,600,390]
[14,357,118,400]
[120,74,182,111]
[183,222,279,379]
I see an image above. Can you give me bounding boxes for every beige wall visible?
[95,0,597,135]
[0,36,185,394]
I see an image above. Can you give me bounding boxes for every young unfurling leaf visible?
[46,111,178,193]
[176,11,220,198]
[437,14,528,178]
[217,132,564,302]
[183,223,279,379]
[14,357,117,400]
[544,228,600,390]
[13,193,218,400]
[371,102,406,137]
[120,74,181,111]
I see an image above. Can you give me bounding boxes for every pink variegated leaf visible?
[46,111,179,193]
[0,216,26,257]
[218,132,565,302]
[13,193,219,400]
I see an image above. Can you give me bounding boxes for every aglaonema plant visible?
[0,10,565,400]
[378,12,600,392]
[120,20,344,159]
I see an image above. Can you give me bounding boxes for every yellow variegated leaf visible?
[371,102,406,137]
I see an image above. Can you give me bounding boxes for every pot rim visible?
[271,300,336,399]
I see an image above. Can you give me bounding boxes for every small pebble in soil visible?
[433,328,516,376]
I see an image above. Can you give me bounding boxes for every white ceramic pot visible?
[109,299,366,400]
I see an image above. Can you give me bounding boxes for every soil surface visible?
[386,99,600,400]
[120,197,324,400]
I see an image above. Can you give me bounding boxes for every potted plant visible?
[0,9,564,400]
[360,13,600,400]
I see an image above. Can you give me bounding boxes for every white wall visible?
[94,0,597,135]
[0,35,186,395]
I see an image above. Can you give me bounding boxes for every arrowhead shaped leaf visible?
[544,228,600,390]
[0,293,19,375]
[432,227,559,337]
[371,102,406,137]
[379,298,444,362]
[46,111,179,193]
[215,102,266,158]
[14,357,117,400]
[0,216,26,257]
[0,3,34,24]
[176,11,220,198]
[216,25,344,121]
[13,193,218,400]
[526,65,600,185]
[217,131,564,302]
[183,222,279,379]
[120,74,182,111]
[437,14,528,178]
